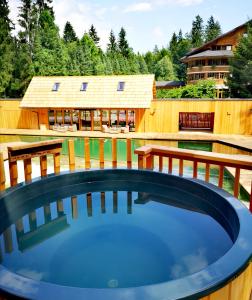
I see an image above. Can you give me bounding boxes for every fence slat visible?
[179,159,183,176]
[99,139,104,169]
[127,138,132,169]
[24,158,32,182]
[40,155,47,177]
[68,139,75,171]
[168,157,173,174]
[218,165,224,188]
[205,163,210,182]
[0,152,5,191]
[84,137,91,169]
[159,156,163,172]
[234,168,241,198]
[112,138,117,168]
[193,161,198,179]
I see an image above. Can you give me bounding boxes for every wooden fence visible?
[0,138,251,212]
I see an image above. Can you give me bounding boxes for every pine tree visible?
[118,27,130,57]
[32,9,67,75]
[63,21,78,43]
[0,0,14,96]
[107,30,117,53]
[191,15,204,48]
[89,24,100,46]
[155,56,176,81]
[228,24,252,98]
[205,16,221,42]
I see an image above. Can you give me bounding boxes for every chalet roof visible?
[182,50,234,61]
[185,21,250,57]
[156,81,185,88]
[20,75,155,109]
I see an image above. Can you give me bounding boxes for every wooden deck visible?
[1,128,252,149]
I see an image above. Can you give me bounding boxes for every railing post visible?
[0,152,5,191]
[99,139,105,169]
[146,155,154,170]
[193,161,198,179]
[159,156,163,172]
[205,163,210,182]
[68,139,75,171]
[138,154,145,169]
[40,155,47,177]
[179,159,183,176]
[126,138,132,169]
[168,157,173,174]
[218,165,224,188]
[84,137,91,170]
[9,160,18,187]
[53,153,60,174]
[112,138,117,169]
[24,158,32,182]
[233,168,241,198]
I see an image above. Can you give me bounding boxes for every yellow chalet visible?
[20,75,156,132]
[181,22,249,98]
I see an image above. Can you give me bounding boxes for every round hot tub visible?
[0,169,251,299]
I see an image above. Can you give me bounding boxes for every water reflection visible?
[0,190,233,288]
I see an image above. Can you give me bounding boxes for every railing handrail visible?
[134,145,252,170]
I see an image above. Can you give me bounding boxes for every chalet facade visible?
[182,22,249,98]
[20,75,156,132]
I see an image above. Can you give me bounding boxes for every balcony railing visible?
[0,138,251,212]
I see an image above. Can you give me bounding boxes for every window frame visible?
[52,82,60,92]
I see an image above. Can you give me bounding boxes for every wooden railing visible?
[0,138,251,212]
[134,144,252,212]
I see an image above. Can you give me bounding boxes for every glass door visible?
[80,110,91,130]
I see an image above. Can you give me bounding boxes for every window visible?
[117,81,125,91]
[52,82,60,91]
[226,45,232,50]
[80,82,88,91]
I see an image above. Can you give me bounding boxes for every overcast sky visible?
[8,0,252,53]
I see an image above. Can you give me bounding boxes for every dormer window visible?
[117,81,125,91]
[80,82,88,91]
[52,82,60,91]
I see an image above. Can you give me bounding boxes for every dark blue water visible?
[0,190,233,288]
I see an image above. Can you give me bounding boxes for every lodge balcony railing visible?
[0,138,251,212]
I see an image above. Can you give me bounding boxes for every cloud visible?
[124,0,203,12]
[152,26,164,39]
[124,2,153,13]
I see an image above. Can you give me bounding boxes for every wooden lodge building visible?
[182,22,249,98]
[20,75,156,132]
[0,74,251,135]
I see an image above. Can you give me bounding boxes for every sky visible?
[8,0,252,53]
